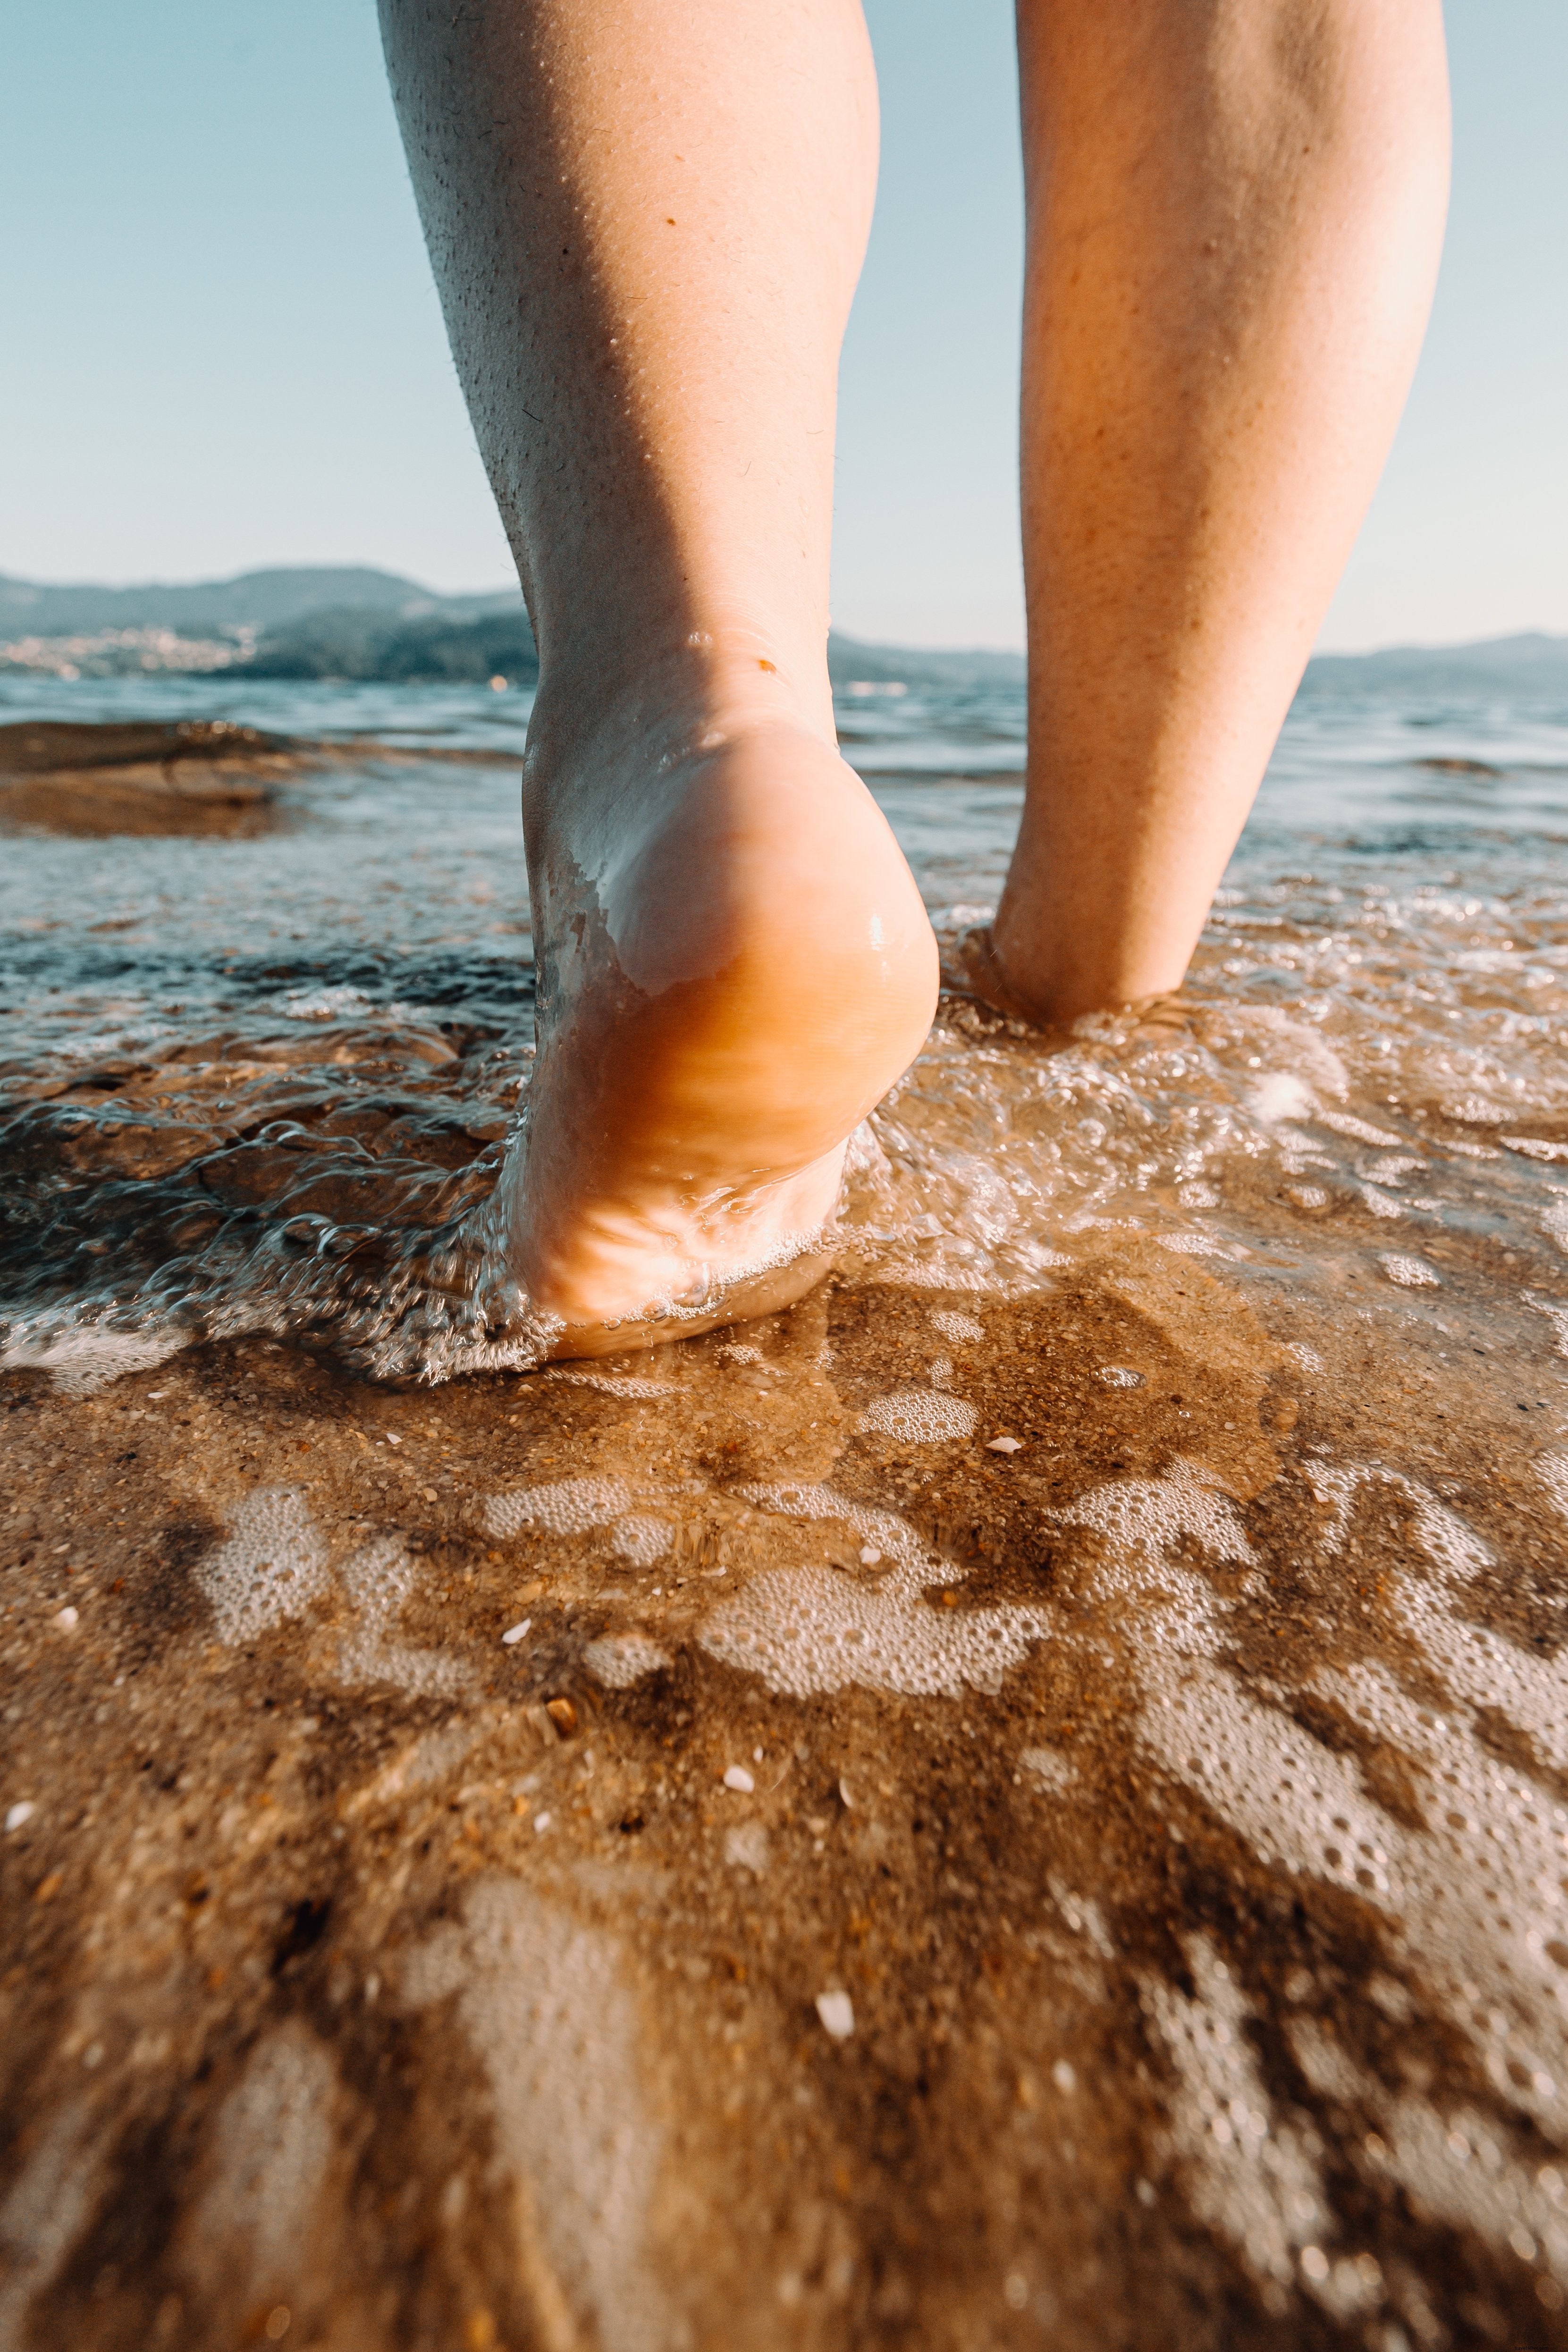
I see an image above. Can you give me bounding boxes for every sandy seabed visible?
[8,687,1568,2348]
[5,1223,1568,2352]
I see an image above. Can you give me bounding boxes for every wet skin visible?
[512,668,938,1352]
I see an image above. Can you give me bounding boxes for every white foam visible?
[196,1492,464,1690]
[402,1880,668,2352]
[610,1515,673,1567]
[700,1483,1049,1699]
[1053,1457,1256,1592]
[1143,1936,1332,2306]
[1291,2021,1568,2290]
[194,1488,329,1645]
[582,1633,671,1689]
[1077,1451,1568,2152]
[858,1391,978,1444]
[1316,1110,1408,1148]
[1248,1073,1317,1125]
[724,1821,770,1875]
[1528,1292,1568,1356]
[1019,1747,1078,1795]
[929,1310,985,1343]
[483,1477,637,1540]
[1378,1254,1441,1286]
[0,1323,186,1398]
[337,1533,469,1697]
[0,2099,105,2350]
[186,2024,340,2306]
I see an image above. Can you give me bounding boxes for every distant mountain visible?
[246,601,539,684]
[0,566,448,637]
[826,633,1025,688]
[0,566,1031,687]
[4,568,1561,695]
[1302,632,1568,695]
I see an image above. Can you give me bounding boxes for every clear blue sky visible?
[2,0,1562,650]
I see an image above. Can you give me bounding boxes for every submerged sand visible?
[7,693,1568,2346]
[4,1215,1568,2350]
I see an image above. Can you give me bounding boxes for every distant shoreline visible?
[3,565,1565,693]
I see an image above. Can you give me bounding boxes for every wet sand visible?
[8,685,1568,2347]
[5,1224,1568,2351]
[0,720,519,837]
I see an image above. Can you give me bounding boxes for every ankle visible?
[524,613,835,789]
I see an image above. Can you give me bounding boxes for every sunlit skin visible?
[379,0,1449,1355]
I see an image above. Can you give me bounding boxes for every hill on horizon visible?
[1,566,1564,691]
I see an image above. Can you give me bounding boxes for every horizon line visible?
[2,563,1563,664]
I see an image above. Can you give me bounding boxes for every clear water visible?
[4,664,1568,1383]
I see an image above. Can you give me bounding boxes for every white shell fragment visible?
[816,1991,855,2040]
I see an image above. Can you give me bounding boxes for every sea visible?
[3,661,1568,1385]
[11,660,1568,2327]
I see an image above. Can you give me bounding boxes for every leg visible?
[974,0,1450,1026]
[379,0,938,1352]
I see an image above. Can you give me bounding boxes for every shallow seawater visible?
[9,665,1568,2340]
[5,665,1568,1381]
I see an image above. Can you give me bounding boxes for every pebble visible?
[859,1545,882,1565]
[816,1990,855,2040]
[1053,2060,1077,2093]
[986,1435,1023,1454]
[533,1812,552,1834]
[544,1697,578,1737]
[500,1619,531,1645]
[839,1779,855,1808]
[723,1766,755,1794]
[5,1802,35,1831]
[54,1605,79,1631]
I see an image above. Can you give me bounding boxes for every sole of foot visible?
[502,704,940,1359]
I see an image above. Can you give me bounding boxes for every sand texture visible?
[5,1247,1568,2352]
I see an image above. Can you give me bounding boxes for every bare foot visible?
[947,923,1047,1028]
[501,654,939,1358]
